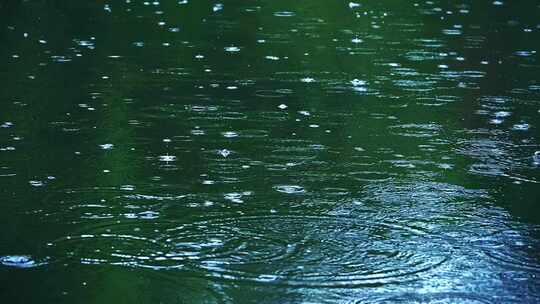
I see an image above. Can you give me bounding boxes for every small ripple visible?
[349,171,395,182]
[50,221,172,269]
[274,185,306,194]
[273,11,295,17]
[255,89,292,98]
[389,123,442,138]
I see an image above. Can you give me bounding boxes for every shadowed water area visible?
[0,0,539,303]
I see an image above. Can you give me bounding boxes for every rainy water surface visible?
[1,1,540,303]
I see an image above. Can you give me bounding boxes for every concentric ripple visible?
[479,230,540,273]
[49,221,172,269]
[159,215,449,287]
[373,292,493,304]
[46,215,449,286]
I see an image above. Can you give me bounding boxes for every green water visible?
[1,0,539,303]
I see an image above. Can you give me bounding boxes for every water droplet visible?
[218,149,231,158]
[159,155,177,162]
[213,3,223,12]
[224,46,240,52]
[301,77,315,83]
[99,143,114,150]
[351,79,366,86]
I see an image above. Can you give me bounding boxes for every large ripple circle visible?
[160,215,450,287]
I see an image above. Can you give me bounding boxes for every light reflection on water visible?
[0,0,539,303]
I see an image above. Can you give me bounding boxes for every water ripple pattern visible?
[1,0,540,302]
[49,214,451,287]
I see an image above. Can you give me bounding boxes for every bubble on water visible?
[265,56,279,60]
[278,104,288,110]
[348,2,361,9]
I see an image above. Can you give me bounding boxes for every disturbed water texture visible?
[0,0,540,303]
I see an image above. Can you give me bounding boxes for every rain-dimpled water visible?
[1,1,539,303]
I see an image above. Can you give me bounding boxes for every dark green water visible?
[1,0,539,303]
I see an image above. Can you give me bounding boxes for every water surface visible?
[1,0,539,303]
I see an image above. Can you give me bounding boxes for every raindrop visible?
[99,143,114,150]
[159,155,177,162]
[224,46,240,52]
[213,3,223,12]
[351,79,366,86]
[218,149,231,158]
[301,77,315,83]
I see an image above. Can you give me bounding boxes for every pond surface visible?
[1,0,539,303]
